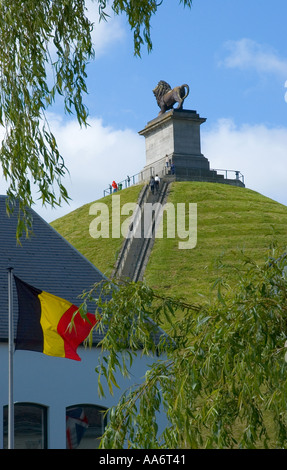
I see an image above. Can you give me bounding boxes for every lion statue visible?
[153,80,190,115]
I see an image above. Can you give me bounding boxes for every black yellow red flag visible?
[14,276,97,361]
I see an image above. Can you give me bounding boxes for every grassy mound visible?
[145,182,287,302]
[51,183,144,278]
[51,182,287,302]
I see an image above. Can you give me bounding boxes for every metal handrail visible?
[103,171,144,197]
[103,167,244,196]
[211,169,244,184]
[112,183,150,279]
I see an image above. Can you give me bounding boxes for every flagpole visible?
[7,267,14,450]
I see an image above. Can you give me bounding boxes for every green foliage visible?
[100,1,193,56]
[0,0,193,239]
[0,0,94,236]
[82,246,287,448]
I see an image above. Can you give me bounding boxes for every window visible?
[3,403,47,449]
[66,404,107,449]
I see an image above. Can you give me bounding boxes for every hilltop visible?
[51,182,287,303]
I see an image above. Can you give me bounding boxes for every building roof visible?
[0,195,108,344]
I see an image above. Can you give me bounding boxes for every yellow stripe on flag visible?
[39,290,73,358]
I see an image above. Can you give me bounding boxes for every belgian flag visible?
[14,276,97,361]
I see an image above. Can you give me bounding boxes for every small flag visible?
[66,407,89,449]
[14,276,97,361]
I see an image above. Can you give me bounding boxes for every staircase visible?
[112,179,170,282]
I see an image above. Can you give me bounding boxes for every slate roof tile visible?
[0,196,108,344]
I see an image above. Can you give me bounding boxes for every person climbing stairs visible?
[112,178,170,282]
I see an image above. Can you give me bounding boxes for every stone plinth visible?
[138,108,245,188]
[139,109,211,179]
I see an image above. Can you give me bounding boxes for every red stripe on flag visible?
[57,305,97,361]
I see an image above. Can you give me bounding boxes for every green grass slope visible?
[144,182,287,302]
[51,184,144,278]
[51,182,287,303]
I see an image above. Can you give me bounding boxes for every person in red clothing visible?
[112,180,118,192]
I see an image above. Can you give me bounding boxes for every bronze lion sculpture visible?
[153,80,189,115]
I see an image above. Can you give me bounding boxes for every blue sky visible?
[2,0,287,221]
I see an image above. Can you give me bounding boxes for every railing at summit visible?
[103,167,244,197]
[103,171,144,197]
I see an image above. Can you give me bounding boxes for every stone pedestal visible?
[138,108,245,187]
[139,109,212,179]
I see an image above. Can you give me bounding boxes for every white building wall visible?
[0,344,166,449]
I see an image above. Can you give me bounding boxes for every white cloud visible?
[85,1,125,57]
[202,118,287,207]
[46,1,125,65]
[0,114,145,222]
[53,115,287,223]
[39,114,145,221]
[2,114,287,225]
[220,38,287,78]
[0,2,129,223]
